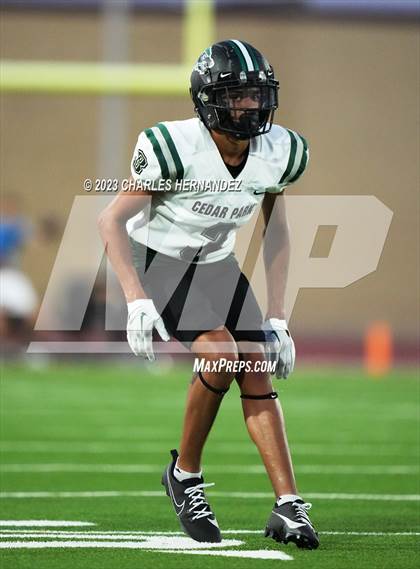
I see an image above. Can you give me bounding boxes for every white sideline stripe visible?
[1,490,419,501]
[168,549,293,560]
[1,463,417,475]
[1,441,416,457]
[0,541,293,560]
[0,521,94,527]
[1,530,419,538]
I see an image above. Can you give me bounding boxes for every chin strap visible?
[240,391,278,400]
[197,371,230,396]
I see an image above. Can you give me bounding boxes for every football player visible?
[98,39,319,549]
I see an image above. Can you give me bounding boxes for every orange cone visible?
[364,322,393,377]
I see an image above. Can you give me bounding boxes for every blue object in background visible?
[0,219,26,262]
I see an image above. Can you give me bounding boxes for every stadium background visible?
[0,2,419,568]
[2,0,419,354]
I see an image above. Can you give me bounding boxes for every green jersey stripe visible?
[288,134,308,183]
[279,130,298,183]
[287,133,304,182]
[153,127,176,179]
[145,128,170,180]
[288,150,308,183]
[157,123,184,180]
[228,40,248,71]
[298,133,308,151]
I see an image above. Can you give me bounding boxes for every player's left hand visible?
[126,298,170,361]
[262,318,295,379]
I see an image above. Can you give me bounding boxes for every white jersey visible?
[127,118,308,264]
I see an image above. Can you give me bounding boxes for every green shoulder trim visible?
[279,129,298,184]
[288,134,308,184]
[156,123,185,181]
[145,127,170,180]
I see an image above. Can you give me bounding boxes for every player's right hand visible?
[262,318,296,379]
[126,299,170,361]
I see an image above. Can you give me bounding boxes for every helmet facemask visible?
[196,76,278,140]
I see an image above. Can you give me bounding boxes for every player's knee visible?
[192,327,239,387]
[192,327,239,360]
[236,341,272,391]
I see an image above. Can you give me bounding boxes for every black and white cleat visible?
[265,496,319,550]
[161,449,222,543]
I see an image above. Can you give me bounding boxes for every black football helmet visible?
[190,40,279,140]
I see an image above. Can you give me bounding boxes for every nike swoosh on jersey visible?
[273,511,306,530]
[253,190,266,195]
[166,469,185,515]
[220,72,231,78]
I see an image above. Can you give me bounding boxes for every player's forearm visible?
[98,216,147,303]
[263,226,290,320]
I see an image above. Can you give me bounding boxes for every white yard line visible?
[226,530,420,537]
[0,539,293,560]
[0,521,94,527]
[319,531,420,536]
[1,490,419,501]
[0,530,419,538]
[297,465,418,474]
[0,441,416,457]
[0,530,162,541]
[0,530,186,535]
[0,538,243,550]
[167,550,294,560]
[1,463,417,475]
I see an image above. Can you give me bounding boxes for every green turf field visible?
[0,361,419,568]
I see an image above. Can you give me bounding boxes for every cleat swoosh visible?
[166,468,185,515]
[273,512,306,530]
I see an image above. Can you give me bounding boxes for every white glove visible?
[262,318,296,379]
[126,299,170,360]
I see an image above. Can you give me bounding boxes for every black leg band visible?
[197,371,229,396]
[240,391,278,400]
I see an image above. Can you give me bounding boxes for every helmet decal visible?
[194,47,215,75]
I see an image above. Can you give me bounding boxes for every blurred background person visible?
[0,193,38,349]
